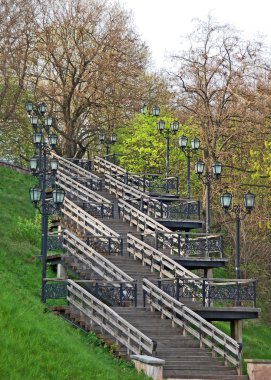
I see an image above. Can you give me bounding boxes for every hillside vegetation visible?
[0,166,149,380]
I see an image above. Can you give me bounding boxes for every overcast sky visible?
[119,0,271,69]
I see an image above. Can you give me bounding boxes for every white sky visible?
[119,0,271,69]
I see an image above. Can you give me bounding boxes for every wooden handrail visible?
[94,156,126,175]
[52,152,100,180]
[118,198,171,234]
[63,229,132,282]
[142,279,241,373]
[56,171,111,204]
[127,234,198,280]
[62,198,119,238]
[67,280,156,355]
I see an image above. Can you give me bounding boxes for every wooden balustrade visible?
[127,234,198,280]
[52,152,101,182]
[67,279,156,356]
[118,199,170,234]
[63,229,132,282]
[56,171,111,205]
[142,279,242,374]
[94,156,126,176]
[62,198,120,239]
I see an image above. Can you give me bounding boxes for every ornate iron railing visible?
[113,172,179,195]
[45,279,67,299]
[76,201,114,218]
[83,235,123,255]
[70,176,102,192]
[47,234,63,251]
[80,280,137,307]
[155,277,257,307]
[152,231,223,257]
[66,158,92,171]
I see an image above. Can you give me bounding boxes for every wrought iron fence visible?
[45,279,67,300]
[44,279,137,306]
[113,172,179,195]
[83,235,123,255]
[82,280,137,307]
[77,201,114,218]
[67,158,92,171]
[47,234,63,251]
[156,277,257,307]
[154,231,223,257]
[71,176,102,192]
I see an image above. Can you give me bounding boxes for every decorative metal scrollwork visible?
[84,282,136,306]
[84,236,122,255]
[47,235,63,251]
[45,281,67,299]
[158,278,256,307]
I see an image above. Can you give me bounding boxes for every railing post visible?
[120,283,123,306]
[236,280,240,307]
[108,237,111,255]
[143,287,146,307]
[155,231,159,250]
[253,280,257,308]
[202,279,206,307]
[178,234,181,256]
[134,282,138,307]
[120,238,123,256]
[176,278,180,301]
[143,174,146,193]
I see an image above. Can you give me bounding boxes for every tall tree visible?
[29,0,150,157]
[168,16,268,173]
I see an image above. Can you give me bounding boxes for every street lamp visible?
[179,136,200,199]
[195,159,222,233]
[99,132,117,158]
[221,190,255,279]
[26,100,65,303]
[139,103,160,117]
[157,119,179,180]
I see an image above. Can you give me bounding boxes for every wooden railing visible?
[63,229,131,282]
[52,153,102,190]
[127,234,198,280]
[142,279,242,373]
[94,156,126,176]
[62,198,120,240]
[67,279,156,355]
[118,198,171,234]
[56,171,113,218]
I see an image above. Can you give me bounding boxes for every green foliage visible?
[115,113,202,197]
[15,212,41,246]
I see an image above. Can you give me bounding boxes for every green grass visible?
[0,167,149,380]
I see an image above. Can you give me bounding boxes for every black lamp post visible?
[99,132,117,158]
[195,159,222,233]
[26,100,65,303]
[139,103,160,117]
[157,119,179,180]
[179,136,200,199]
[221,190,255,279]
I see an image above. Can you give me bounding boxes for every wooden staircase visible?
[53,154,250,379]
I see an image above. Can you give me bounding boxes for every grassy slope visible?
[0,167,149,380]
